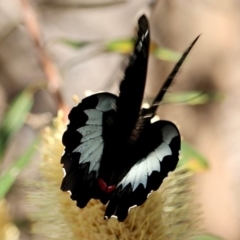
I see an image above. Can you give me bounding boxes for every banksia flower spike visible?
[27,112,201,240]
[0,200,20,240]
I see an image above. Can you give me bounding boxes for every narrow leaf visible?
[0,138,39,199]
[40,0,127,8]
[0,89,34,159]
[162,91,223,105]
[191,234,225,240]
[153,47,181,62]
[60,37,183,62]
[105,39,134,54]
[60,39,91,49]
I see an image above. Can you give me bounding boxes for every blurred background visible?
[0,0,240,239]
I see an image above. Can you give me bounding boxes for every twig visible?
[19,0,69,121]
[39,0,127,9]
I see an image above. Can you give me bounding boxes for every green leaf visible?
[162,91,223,105]
[191,234,225,240]
[0,89,34,159]
[153,47,181,62]
[60,39,91,49]
[0,138,39,199]
[143,91,223,107]
[60,37,186,62]
[105,39,134,54]
[40,0,127,8]
[178,141,209,172]
[60,38,135,54]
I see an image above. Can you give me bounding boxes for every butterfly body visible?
[61,15,199,221]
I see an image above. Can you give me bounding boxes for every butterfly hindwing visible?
[104,120,180,221]
[61,93,117,207]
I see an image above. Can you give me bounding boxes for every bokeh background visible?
[0,0,240,239]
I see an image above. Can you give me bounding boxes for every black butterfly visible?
[61,15,199,222]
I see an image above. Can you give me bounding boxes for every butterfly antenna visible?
[149,35,200,115]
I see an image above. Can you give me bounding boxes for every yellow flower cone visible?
[27,111,201,240]
[0,200,20,240]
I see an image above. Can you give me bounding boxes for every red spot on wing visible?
[98,178,107,191]
[98,178,116,193]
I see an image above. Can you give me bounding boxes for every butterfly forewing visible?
[114,15,150,141]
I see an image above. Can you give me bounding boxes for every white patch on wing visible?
[84,109,102,125]
[154,142,172,162]
[73,136,103,173]
[132,160,148,191]
[86,142,103,172]
[110,215,118,219]
[145,151,160,176]
[67,190,72,196]
[62,168,66,178]
[96,95,116,112]
[118,159,148,191]
[118,142,172,191]
[77,125,102,142]
[128,205,137,213]
[145,29,149,37]
[161,125,178,144]
[73,136,102,161]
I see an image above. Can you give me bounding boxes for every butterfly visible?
[60,15,199,222]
